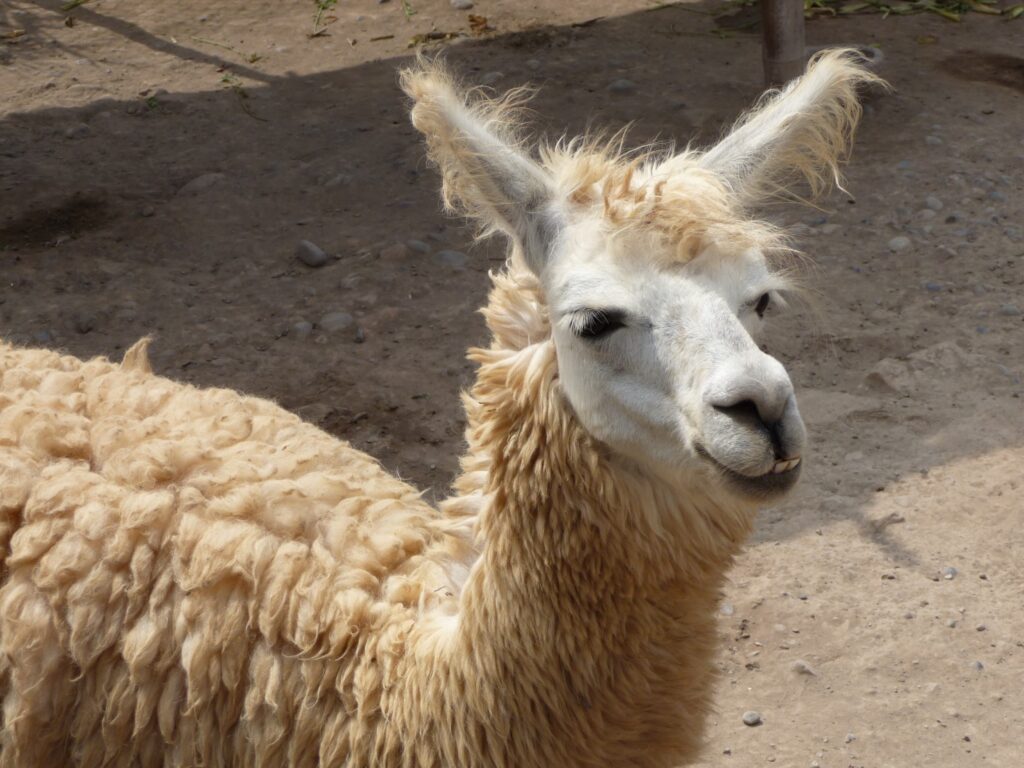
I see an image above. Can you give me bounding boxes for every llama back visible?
[0,340,459,767]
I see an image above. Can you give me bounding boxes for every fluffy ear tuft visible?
[400,58,554,270]
[696,48,886,204]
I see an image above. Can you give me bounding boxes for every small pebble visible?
[141,205,155,218]
[947,619,958,628]
[925,195,943,211]
[924,282,943,292]
[435,249,468,270]
[480,71,503,86]
[742,711,763,727]
[450,0,474,8]
[720,603,735,617]
[320,311,355,332]
[292,321,313,340]
[845,733,856,744]
[925,135,943,146]
[942,566,958,580]
[64,123,91,139]
[354,326,366,344]
[791,660,816,676]
[405,239,431,254]
[976,624,987,632]
[998,304,1021,316]
[525,58,542,71]
[608,79,637,95]
[887,236,911,252]
[918,209,936,221]
[296,240,330,268]
[178,172,225,196]
[32,330,54,344]
[72,312,96,334]
[971,660,984,671]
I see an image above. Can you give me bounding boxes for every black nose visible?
[714,399,784,456]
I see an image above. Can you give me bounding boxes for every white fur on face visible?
[546,222,806,499]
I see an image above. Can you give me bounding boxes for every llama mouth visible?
[695,447,802,498]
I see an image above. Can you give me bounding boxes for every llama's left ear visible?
[692,49,884,203]
[401,60,555,273]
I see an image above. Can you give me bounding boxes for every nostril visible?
[712,399,761,425]
[713,399,785,455]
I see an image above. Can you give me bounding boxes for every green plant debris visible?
[312,0,338,37]
[401,0,417,21]
[720,0,1022,21]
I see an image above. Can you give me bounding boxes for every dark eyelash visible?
[572,309,627,340]
[754,293,771,319]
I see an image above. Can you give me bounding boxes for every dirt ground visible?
[2,0,1023,765]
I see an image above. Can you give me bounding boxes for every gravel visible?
[450,0,474,8]
[742,711,763,727]
[296,239,330,268]
[942,566,958,580]
[291,321,313,340]
[405,239,431,254]
[925,195,943,211]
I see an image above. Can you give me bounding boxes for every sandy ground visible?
[2,1,1023,766]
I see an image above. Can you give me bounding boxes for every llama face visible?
[546,220,806,499]
[403,50,874,499]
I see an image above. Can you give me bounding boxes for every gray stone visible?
[141,205,155,218]
[320,311,355,332]
[924,282,943,292]
[971,660,984,671]
[925,195,943,211]
[292,321,313,339]
[608,79,637,95]
[918,209,936,221]
[405,239,431,254]
[64,123,91,139]
[480,72,503,86]
[450,0,474,8]
[435,249,468,270]
[296,240,330,268]
[791,660,816,676]
[525,58,542,71]
[820,223,840,235]
[742,711,763,727]
[178,172,226,196]
[720,603,734,617]
[887,236,911,252]
[925,135,943,146]
[999,304,1021,316]
[976,624,987,632]
[942,566,958,580]
[32,330,54,344]
[323,173,353,188]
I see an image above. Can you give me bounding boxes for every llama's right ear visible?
[400,61,555,273]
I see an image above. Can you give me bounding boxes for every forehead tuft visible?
[540,142,786,265]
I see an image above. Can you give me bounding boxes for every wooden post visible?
[761,0,806,88]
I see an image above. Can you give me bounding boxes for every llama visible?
[0,51,877,767]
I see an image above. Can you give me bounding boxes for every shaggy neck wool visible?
[428,267,757,765]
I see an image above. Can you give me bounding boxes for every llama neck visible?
[433,271,756,763]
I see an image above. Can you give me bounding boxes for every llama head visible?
[402,51,878,502]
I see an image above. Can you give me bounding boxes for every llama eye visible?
[754,293,771,319]
[573,310,626,340]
